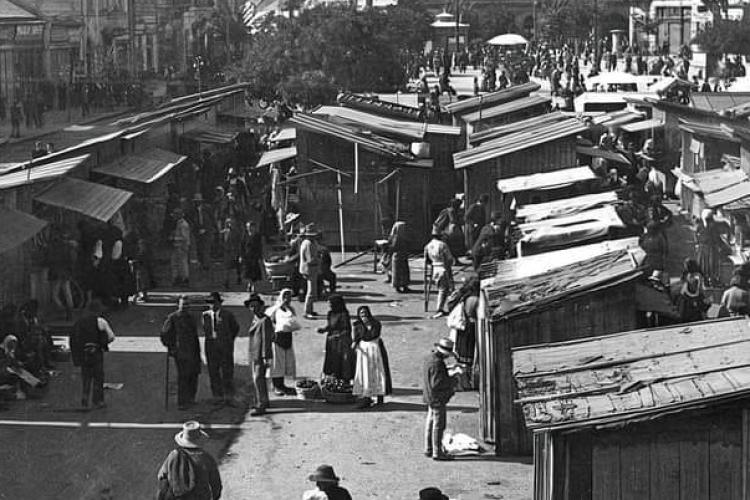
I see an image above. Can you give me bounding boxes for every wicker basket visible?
[296,382,322,400]
[321,387,356,404]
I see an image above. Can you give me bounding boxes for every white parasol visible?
[486,33,528,47]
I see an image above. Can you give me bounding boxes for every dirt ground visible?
[0,254,532,500]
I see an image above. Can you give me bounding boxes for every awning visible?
[460,95,551,123]
[256,147,297,168]
[591,109,644,127]
[181,128,238,144]
[704,181,750,208]
[519,205,625,248]
[94,148,187,184]
[576,146,632,165]
[269,128,296,142]
[497,166,595,193]
[674,168,748,194]
[35,178,133,222]
[0,207,47,254]
[0,154,90,191]
[620,118,665,134]
[516,191,619,223]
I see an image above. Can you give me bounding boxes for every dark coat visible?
[201,308,239,345]
[69,314,109,367]
[247,315,274,363]
[157,447,222,500]
[161,310,201,368]
[423,350,455,407]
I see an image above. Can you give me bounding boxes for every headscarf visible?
[2,335,18,356]
[390,221,406,238]
[267,288,295,317]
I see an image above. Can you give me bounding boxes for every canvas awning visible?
[181,128,238,144]
[704,181,750,208]
[620,118,665,134]
[0,207,47,254]
[496,166,595,193]
[518,205,625,248]
[516,191,619,223]
[0,154,90,191]
[256,146,297,168]
[94,148,187,184]
[35,178,133,222]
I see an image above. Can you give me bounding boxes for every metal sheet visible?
[94,148,186,184]
[35,178,133,222]
[0,154,90,191]
[496,166,595,193]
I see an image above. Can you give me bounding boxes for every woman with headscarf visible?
[677,258,710,323]
[351,306,392,409]
[0,335,35,399]
[317,295,354,381]
[266,288,301,395]
[387,221,411,293]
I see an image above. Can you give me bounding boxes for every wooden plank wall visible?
[549,407,744,500]
[485,282,638,455]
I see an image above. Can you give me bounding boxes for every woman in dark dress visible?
[677,258,709,323]
[317,295,354,381]
[352,305,392,408]
[433,198,466,259]
[240,220,264,292]
[388,221,411,293]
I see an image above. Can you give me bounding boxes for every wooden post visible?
[337,171,345,263]
[395,172,401,220]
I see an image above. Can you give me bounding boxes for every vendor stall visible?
[496,166,597,206]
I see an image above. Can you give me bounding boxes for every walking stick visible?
[424,262,432,312]
[164,352,170,411]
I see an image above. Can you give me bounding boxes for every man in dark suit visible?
[201,292,239,406]
[423,337,461,461]
[161,295,201,410]
[244,293,273,416]
[69,299,115,409]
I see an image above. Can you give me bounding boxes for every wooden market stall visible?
[514,317,750,500]
[514,191,620,224]
[495,166,597,207]
[477,240,645,455]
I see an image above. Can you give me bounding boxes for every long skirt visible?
[322,333,354,380]
[353,340,388,398]
[454,322,476,365]
[391,251,410,289]
[268,343,296,378]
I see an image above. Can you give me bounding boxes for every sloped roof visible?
[691,92,750,112]
[181,127,239,145]
[35,178,133,222]
[575,145,632,165]
[513,317,750,431]
[496,166,595,193]
[337,92,422,121]
[0,207,46,254]
[313,105,460,140]
[517,205,626,250]
[703,180,750,208]
[94,148,186,184]
[0,154,89,190]
[459,95,551,124]
[675,167,747,194]
[444,82,540,115]
[620,118,664,133]
[679,119,741,143]
[516,191,619,223]
[454,118,586,169]
[482,246,644,320]
[256,146,297,168]
[0,0,39,21]
[469,112,568,145]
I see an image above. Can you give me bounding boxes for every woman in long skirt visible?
[266,288,300,395]
[317,295,354,381]
[241,220,264,292]
[388,221,411,293]
[351,306,392,409]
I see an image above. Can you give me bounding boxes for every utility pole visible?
[455,0,460,59]
[127,0,137,80]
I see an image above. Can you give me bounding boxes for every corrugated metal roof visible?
[516,191,619,223]
[0,207,47,254]
[454,118,586,169]
[575,145,632,165]
[482,246,643,320]
[256,146,297,168]
[94,148,186,184]
[460,95,551,123]
[513,317,750,431]
[620,118,665,133]
[480,236,639,282]
[0,154,89,191]
[469,112,568,144]
[444,82,540,114]
[704,180,750,208]
[291,113,411,158]
[691,92,750,112]
[0,0,38,20]
[496,166,595,193]
[181,127,239,144]
[35,178,133,222]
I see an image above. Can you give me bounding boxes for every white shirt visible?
[97,317,116,344]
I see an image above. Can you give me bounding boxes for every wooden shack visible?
[477,240,644,455]
[513,317,750,500]
[454,117,588,218]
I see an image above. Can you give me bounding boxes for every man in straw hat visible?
[423,337,463,461]
[201,292,239,406]
[170,208,192,286]
[69,299,115,409]
[156,421,222,499]
[161,295,201,410]
[299,223,321,319]
[302,464,352,500]
[245,292,273,416]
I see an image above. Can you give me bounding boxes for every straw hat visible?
[434,337,455,356]
[244,292,265,308]
[174,421,208,448]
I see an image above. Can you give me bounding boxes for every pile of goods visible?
[295,378,321,400]
[320,377,355,404]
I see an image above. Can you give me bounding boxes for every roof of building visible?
[35,178,133,222]
[0,207,47,254]
[691,92,750,113]
[620,118,665,133]
[591,109,645,127]
[673,167,747,194]
[444,82,541,115]
[703,180,750,208]
[459,95,551,123]
[256,146,297,168]
[679,119,741,143]
[516,191,619,223]
[337,92,422,121]
[269,127,296,143]
[516,205,626,250]
[0,0,39,21]
[469,112,568,145]
[496,166,595,193]
[93,148,186,184]
[454,118,586,169]
[291,113,412,159]
[482,245,644,320]
[513,317,750,431]
[313,105,461,140]
[0,154,89,191]
[181,127,239,145]
[575,145,632,165]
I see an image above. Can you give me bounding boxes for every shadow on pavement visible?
[259,399,478,414]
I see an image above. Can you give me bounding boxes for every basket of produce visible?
[295,378,321,400]
[320,377,356,404]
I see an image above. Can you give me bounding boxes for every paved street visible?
[0,254,532,500]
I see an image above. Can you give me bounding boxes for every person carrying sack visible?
[156,421,222,500]
[69,299,115,409]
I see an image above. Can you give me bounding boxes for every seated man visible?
[16,300,54,374]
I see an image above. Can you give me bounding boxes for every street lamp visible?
[192,55,206,98]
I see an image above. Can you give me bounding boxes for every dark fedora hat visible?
[419,487,449,500]
[308,464,339,483]
[244,292,265,308]
[206,291,223,304]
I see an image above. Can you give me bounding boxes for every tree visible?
[691,16,750,76]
